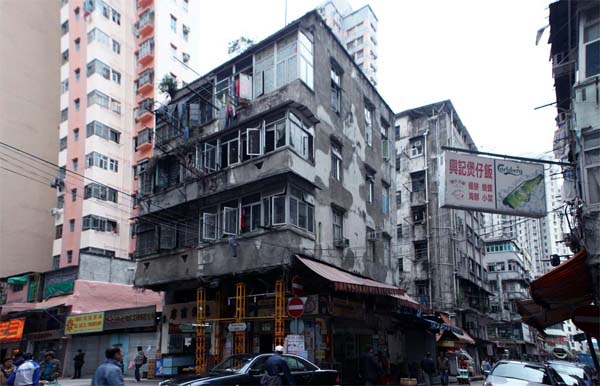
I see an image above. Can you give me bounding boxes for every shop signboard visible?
[228,322,247,332]
[286,334,306,358]
[25,329,62,342]
[65,312,104,334]
[440,152,546,218]
[104,306,157,331]
[0,319,25,343]
[330,297,365,320]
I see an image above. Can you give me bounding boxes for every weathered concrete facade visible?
[394,101,491,341]
[134,11,396,291]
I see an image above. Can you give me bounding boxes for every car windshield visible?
[550,364,585,378]
[211,355,255,373]
[491,363,554,385]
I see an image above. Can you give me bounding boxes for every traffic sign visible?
[572,305,600,337]
[228,322,247,332]
[288,297,305,318]
[292,276,304,296]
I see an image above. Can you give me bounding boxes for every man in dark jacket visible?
[92,348,124,386]
[39,352,61,382]
[420,352,436,386]
[262,346,295,386]
[360,346,381,386]
[72,350,85,379]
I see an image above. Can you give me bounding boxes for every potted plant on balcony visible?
[158,74,178,100]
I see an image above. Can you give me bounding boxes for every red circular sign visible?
[292,276,304,296]
[572,305,600,337]
[288,297,305,318]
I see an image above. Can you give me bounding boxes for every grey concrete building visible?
[394,101,492,350]
[133,10,402,379]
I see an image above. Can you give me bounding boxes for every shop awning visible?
[529,249,593,307]
[0,303,36,314]
[7,276,28,285]
[296,255,403,296]
[437,313,476,345]
[519,249,594,331]
[390,293,431,313]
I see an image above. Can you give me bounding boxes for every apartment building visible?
[130,10,415,381]
[0,1,59,278]
[319,0,378,85]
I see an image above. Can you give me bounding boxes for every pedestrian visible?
[377,350,390,385]
[92,348,124,386]
[133,347,146,382]
[437,352,449,386]
[261,346,295,386]
[0,357,16,386]
[39,351,61,382]
[6,353,40,386]
[11,354,23,369]
[73,349,85,379]
[359,346,381,386]
[420,352,435,386]
[481,357,491,374]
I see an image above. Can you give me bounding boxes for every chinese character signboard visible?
[104,306,156,331]
[0,319,25,343]
[440,152,546,218]
[65,312,104,335]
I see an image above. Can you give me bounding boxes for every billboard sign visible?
[440,152,546,218]
[104,306,156,331]
[65,312,104,335]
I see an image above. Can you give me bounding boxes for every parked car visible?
[484,360,567,386]
[159,354,340,386]
[547,361,595,386]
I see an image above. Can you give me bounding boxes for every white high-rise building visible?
[318,0,378,85]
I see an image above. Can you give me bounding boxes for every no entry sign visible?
[288,297,305,318]
[572,305,600,337]
[292,276,304,296]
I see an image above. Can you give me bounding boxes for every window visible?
[87,90,109,108]
[170,14,177,33]
[364,101,373,146]
[582,130,600,205]
[75,37,80,51]
[88,28,110,47]
[60,108,68,122]
[82,215,118,233]
[411,171,426,192]
[170,44,177,59]
[57,195,64,209]
[331,142,342,181]
[87,59,111,79]
[61,21,69,36]
[182,52,190,63]
[410,136,423,157]
[86,121,120,143]
[74,68,80,80]
[52,255,60,270]
[367,174,375,203]
[73,128,79,141]
[112,70,121,84]
[332,207,344,242]
[71,188,77,202]
[397,224,403,239]
[69,219,75,232]
[414,240,428,260]
[382,182,390,214]
[383,235,391,263]
[72,158,78,171]
[60,136,68,151]
[583,7,600,78]
[139,38,154,59]
[61,49,69,65]
[288,112,314,161]
[55,224,63,239]
[366,226,376,260]
[74,98,80,111]
[86,152,118,172]
[412,205,425,223]
[330,60,342,114]
[66,250,73,264]
[381,119,390,160]
[398,258,404,272]
[109,158,119,172]
[288,187,315,232]
[110,98,121,114]
[111,8,121,25]
[112,39,120,54]
[241,194,262,233]
[298,31,314,89]
[61,79,68,94]
[84,183,118,203]
[135,129,153,149]
[182,24,190,41]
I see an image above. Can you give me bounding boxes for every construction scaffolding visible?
[274,279,285,347]
[234,282,246,354]
[195,287,206,374]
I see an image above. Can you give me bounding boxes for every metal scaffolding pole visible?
[195,287,206,374]
[234,282,246,354]
[275,279,285,347]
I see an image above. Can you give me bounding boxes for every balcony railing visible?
[137,9,154,37]
[137,69,154,94]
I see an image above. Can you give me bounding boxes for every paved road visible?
[59,378,160,386]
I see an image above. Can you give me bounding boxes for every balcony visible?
[137,9,154,37]
[135,128,153,151]
[139,49,154,67]
[135,99,154,123]
[138,0,152,11]
[136,70,154,95]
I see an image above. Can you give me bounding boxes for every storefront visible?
[0,319,25,359]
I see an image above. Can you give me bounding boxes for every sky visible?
[191,0,557,158]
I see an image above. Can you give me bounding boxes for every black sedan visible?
[159,354,340,386]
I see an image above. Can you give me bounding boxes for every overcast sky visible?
[192,0,556,158]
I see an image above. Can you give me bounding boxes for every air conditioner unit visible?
[50,208,61,216]
[334,238,350,248]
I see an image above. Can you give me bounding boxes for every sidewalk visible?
[58,378,160,386]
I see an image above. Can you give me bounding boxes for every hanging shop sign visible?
[25,329,62,342]
[0,319,25,343]
[439,152,546,218]
[65,312,104,334]
[104,306,157,331]
[227,322,247,332]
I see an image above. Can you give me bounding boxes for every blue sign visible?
[154,359,164,377]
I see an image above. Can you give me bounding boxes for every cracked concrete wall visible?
[136,12,397,288]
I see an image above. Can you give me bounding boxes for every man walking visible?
[133,347,146,382]
[6,353,40,386]
[437,352,449,386]
[420,352,435,386]
[39,352,61,383]
[262,346,295,386]
[91,348,124,386]
[359,346,381,386]
[73,350,85,379]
